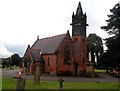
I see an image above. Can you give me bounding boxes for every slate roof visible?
[31,34,66,54]
[30,49,43,62]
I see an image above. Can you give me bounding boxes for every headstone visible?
[16,78,25,91]
[34,64,41,84]
[86,62,94,77]
[59,76,64,88]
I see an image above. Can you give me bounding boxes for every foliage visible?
[94,69,106,73]
[11,54,21,66]
[87,33,103,66]
[101,2,120,68]
[2,57,12,67]
[2,53,22,67]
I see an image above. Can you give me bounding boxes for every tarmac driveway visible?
[2,69,119,82]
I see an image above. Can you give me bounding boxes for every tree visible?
[2,57,12,67]
[87,33,103,67]
[101,2,120,68]
[11,54,21,66]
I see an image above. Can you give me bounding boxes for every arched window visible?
[64,45,71,64]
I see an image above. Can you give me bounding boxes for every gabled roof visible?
[23,45,42,62]
[31,34,66,54]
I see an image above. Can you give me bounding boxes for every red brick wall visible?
[56,34,74,75]
[72,35,88,75]
[42,54,57,75]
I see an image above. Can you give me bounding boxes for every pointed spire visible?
[66,30,70,36]
[84,12,87,18]
[67,30,69,34]
[26,45,31,53]
[72,12,74,17]
[76,2,83,16]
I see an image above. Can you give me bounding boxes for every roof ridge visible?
[30,48,41,51]
[39,33,66,40]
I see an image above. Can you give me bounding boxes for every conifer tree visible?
[101,2,120,68]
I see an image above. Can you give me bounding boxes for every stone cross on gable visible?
[88,52,91,61]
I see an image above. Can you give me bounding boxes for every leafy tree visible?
[87,33,103,67]
[11,53,21,66]
[2,54,21,67]
[101,2,120,68]
[2,57,12,67]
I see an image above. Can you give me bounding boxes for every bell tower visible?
[71,2,87,37]
[71,2,88,76]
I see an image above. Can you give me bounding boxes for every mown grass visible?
[2,76,119,90]
[95,69,106,73]
[0,69,2,90]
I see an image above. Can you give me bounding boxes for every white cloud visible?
[0,43,13,58]
[0,41,26,58]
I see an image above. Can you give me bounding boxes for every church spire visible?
[71,2,87,37]
[76,2,83,16]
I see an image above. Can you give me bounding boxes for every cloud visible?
[5,44,27,57]
[0,43,13,58]
[0,41,27,58]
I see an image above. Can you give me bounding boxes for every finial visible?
[37,35,39,40]
[28,45,30,48]
[72,12,74,17]
[67,30,70,36]
[67,30,69,33]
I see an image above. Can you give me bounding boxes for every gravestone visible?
[85,53,94,77]
[34,64,41,84]
[16,78,25,91]
[86,62,94,77]
[59,76,64,88]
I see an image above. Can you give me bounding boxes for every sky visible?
[0,0,120,58]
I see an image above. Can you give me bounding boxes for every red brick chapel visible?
[22,2,89,76]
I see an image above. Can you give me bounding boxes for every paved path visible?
[2,69,119,82]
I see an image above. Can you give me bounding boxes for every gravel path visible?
[2,69,119,82]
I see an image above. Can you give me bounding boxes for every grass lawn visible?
[0,75,2,90]
[2,76,119,90]
[94,69,106,73]
[0,69,2,89]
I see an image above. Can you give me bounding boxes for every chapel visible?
[22,2,89,76]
